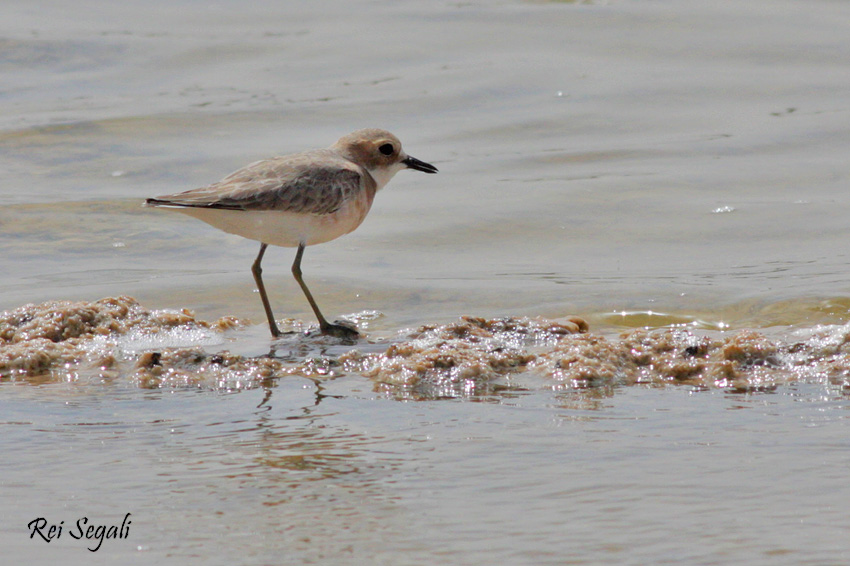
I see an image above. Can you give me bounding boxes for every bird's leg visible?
[252,243,282,338]
[291,243,359,339]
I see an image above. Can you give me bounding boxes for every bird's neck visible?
[367,161,405,191]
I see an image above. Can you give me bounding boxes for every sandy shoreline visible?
[2,296,848,398]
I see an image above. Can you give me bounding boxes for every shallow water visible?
[4,376,850,565]
[3,0,850,564]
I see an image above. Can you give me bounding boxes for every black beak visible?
[403,155,438,174]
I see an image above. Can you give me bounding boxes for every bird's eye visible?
[378,143,394,156]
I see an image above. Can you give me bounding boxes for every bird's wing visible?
[148,151,368,215]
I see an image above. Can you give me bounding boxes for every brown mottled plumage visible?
[152,152,367,214]
[145,129,438,339]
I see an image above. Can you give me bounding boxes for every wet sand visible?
[4,296,849,399]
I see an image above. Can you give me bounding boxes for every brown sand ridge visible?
[1,297,849,396]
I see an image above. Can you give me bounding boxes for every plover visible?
[145,128,438,339]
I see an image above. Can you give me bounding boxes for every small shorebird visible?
[145,128,438,339]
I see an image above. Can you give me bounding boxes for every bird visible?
[145,128,438,339]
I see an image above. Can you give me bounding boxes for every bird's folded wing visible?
[150,154,366,215]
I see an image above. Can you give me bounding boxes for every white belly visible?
[173,204,369,248]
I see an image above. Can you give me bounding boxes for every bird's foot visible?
[270,329,297,339]
[319,320,360,340]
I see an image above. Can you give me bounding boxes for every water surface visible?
[2,1,850,564]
